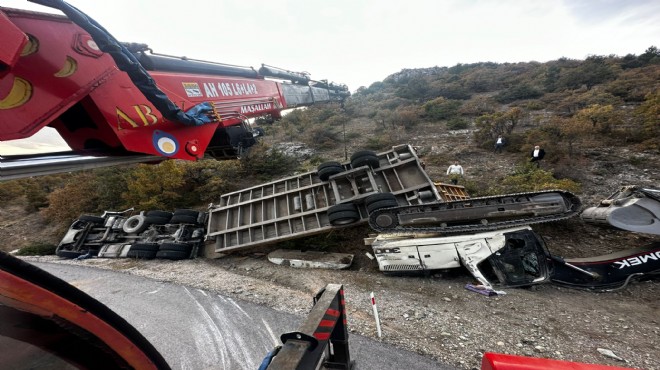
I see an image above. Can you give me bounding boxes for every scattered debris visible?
[465,284,498,296]
[597,348,625,362]
[267,249,354,270]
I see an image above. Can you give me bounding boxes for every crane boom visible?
[0,1,348,170]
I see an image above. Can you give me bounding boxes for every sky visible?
[1,0,659,153]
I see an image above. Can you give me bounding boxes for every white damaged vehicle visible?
[367,226,660,291]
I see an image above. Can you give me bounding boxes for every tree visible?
[121,161,186,210]
[179,159,244,204]
[391,106,422,130]
[422,97,462,120]
[634,90,660,148]
[395,76,430,100]
[474,107,524,143]
[494,83,543,103]
[575,104,622,134]
[557,55,618,91]
[241,143,298,181]
[41,173,101,224]
[551,116,590,157]
[638,46,660,65]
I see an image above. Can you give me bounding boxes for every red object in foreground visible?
[0,251,170,369]
[0,5,347,162]
[482,352,635,370]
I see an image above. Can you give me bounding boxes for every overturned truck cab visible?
[367,226,660,291]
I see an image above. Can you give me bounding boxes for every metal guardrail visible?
[0,152,162,180]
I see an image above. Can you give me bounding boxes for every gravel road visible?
[21,251,659,370]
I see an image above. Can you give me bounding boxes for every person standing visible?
[494,135,504,153]
[446,161,464,185]
[530,145,545,167]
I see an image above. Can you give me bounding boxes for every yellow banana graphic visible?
[20,34,39,56]
[54,56,78,78]
[0,77,33,110]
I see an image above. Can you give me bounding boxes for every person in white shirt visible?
[494,135,504,153]
[446,161,464,184]
[530,145,546,167]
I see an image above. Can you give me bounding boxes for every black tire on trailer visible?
[169,215,198,224]
[328,210,360,226]
[145,216,170,225]
[146,210,173,219]
[318,164,344,181]
[126,249,157,259]
[78,215,105,224]
[350,150,380,169]
[318,161,342,170]
[367,199,399,214]
[129,243,160,252]
[327,203,359,215]
[122,215,148,234]
[365,192,397,207]
[173,209,200,217]
[327,203,360,226]
[156,250,189,260]
[159,243,193,253]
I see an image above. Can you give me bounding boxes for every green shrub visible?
[241,144,299,181]
[496,164,581,193]
[364,134,396,151]
[16,242,57,256]
[446,117,469,130]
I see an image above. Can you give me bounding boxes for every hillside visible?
[2,50,659,370]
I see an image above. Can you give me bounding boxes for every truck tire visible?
[170,215,198,224]
[350,150,380,169]
[173,209,200,217]
[130,243,159,252]
[159,242,193,253]
[327,203,360,226]
[79,215,105,224]
[122,215,148,234]
[365,193,399,214]
[365,192,397,205]
[146,210,173,219]
[145,216,170,225]
[156,250,189,260]
[318,162,344,181]
[126,249,157,259]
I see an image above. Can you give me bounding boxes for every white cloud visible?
[3,0,658,91]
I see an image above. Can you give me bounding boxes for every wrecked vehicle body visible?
[367,226,660,291]
[581,185,660,236]
[56,208,207,260]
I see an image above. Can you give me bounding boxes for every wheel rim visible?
[374,213,396,228]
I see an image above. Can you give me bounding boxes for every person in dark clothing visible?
[530,145,545,167]
[494,135,504,153]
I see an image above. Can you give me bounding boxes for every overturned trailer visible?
[205,145,445,254]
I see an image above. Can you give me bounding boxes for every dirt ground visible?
[3,121,660,369]
[20,236,659,370]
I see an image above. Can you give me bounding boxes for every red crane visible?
[0,1,347,170]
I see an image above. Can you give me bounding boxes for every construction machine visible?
[367,184,660,291]
[0,0,348,179]
[581,185,660,236]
